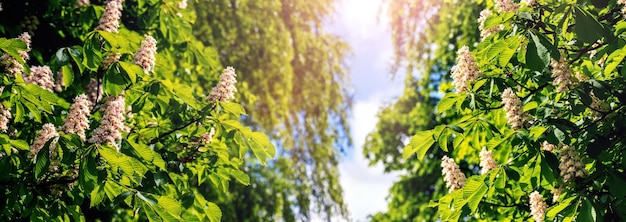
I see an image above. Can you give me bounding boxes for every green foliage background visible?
[0,0,331,221]
[368,0,626,221]
[192,1,351,220]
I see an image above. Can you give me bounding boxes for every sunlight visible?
[336,0,387,44]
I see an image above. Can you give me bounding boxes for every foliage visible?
[372,0,626,221]
[366,0,482,221]
[0,0,276,221]
[192,0,352,220]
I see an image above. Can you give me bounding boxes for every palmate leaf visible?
[547,196,578,220]
[403,129,435,160]
[245,132,276,166]
[205,202,222,222]
[160,80,200,110]
[0,38,27,64]
[137,192,183,222]
[99,145,148,184]
[126,140,166,170]
[220,102,247,116]
[34,146,50,179]
[462,175,488,213]
[574,6,608,44]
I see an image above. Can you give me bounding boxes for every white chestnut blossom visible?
[477,10,503,39]
[177,0,187,9]
[619,0,626,18]
[75,0,90,7]
[201,127,216,144]
[550,57,576,92]
[89,94,128,151]
[541,141,556,153]
[450,46,481,92]
[62,94,92,141]
[96,0,123,33]
[495,0,519,13]
[479,148,498,174]
[24,66,55,92]
[103,52,121,69]
[501,88,524,130]
[441,155,466,192]
[529,191,547,222]
[1,32,31,77]
[86,78,102,106]
[208,66,238,102]
[0,104,11,133]
[590,91,610,113]
[30,123,59,159]
[133,35,157,73]
[521,0,536,6]
[558,145,587,183]
[551,187,563,203]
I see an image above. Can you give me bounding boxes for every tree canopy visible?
[0,0,352,221]
[193,0,352,220]
[0,0,276,220]
[369,0,626,221]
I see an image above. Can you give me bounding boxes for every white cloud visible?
[316,1,407,221]
[334,0,389,46]
[340,89,403,222]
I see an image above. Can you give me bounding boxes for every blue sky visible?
[319,0,406,221]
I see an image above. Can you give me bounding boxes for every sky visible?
[322,0,406,221]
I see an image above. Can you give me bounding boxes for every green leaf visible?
[403,129,436,160]
[34,145,50,179]
[529,126,547,141]
[9,139,29,151]
[103,68,128,96]
[139,193,181,221]
[462,175,488,213]
[55,48,70,65]
[574,7,607,44]
[0,38,27,64]
[89,185,105,207]
[160,80,200,110]
[499,36,522,67]
[138,194,162,222]
[61,65,74,88]
[577,198,596,222]
[604,47,626,75]
[487,131,515,150]
[437,93,457,114]
[119,61,143,83]
[547,196,577,220]
[157,195,183,218]
[103,180,123,201]
[526,31,551,71]
[22,101,41,122]
[205,202,222,222]
[245,132,276,165]
[523,101,538,112]
[553,127,565,143]
[126,140,166,170]
[220,102,247,116]
[227,168,251,185]
[79,150,99,193]
[97,31,134,53]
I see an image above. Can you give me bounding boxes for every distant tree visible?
[193,0,352,220]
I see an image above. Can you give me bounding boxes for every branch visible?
[148,117,202,145]
[572,106,623,134]
[481,200,520,208]
[522,83,549,100]
[37,176,79,189]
